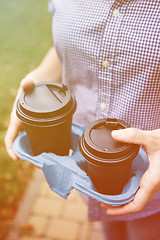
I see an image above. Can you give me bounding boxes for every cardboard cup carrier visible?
[79,118,140,195]
[16,82,76,156]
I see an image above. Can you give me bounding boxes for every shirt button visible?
[100,102,107,110]
[113,9,120,18]
[102,60,110,68]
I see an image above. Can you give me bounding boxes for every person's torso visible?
[49,0,160,130]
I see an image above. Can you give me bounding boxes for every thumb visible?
[20,74,35,90]
[111,128,150,147]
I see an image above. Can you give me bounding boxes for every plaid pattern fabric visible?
[49,0,160,131]
[48,0,160,221]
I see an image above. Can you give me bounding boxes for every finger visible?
[5,120,23,161]
[20,76,34,90]
[111,128,151,147]
[106,187,152,216]
[6,143,19,162]
[5,133,19,161]
[106,167,156,216]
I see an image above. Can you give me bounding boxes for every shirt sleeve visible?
[48,0,55,15]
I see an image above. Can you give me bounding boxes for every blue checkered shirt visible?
[48,0,160,222]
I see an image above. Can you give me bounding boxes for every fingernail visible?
[112,130,125,138]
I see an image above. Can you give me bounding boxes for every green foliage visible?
[0,0,52,238]
[0,0,52,130]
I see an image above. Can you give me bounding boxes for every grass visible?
[0,0,52,238]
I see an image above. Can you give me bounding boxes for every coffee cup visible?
[16,82,76,156]
[79,118,140,195]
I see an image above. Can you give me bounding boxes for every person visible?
[5,0,160,239]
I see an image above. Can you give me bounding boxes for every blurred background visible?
[0,0,52,238]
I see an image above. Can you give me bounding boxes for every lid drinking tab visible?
[17,82,77,126]
[79,118,140,165]
[106,118,118,129]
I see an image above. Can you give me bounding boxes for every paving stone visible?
[31,198,63,217]
[89,230,105,240]
[40,179,63,200]
[12,171,104,240]
[92,221,103,231]
[47,219,79,240]
[27,215,48,235]
[78,223,91,240]
[63,201,88,222]
[89,222,104,240]
[21,237,51,240]
[49,189,66,202]
[38,181,49,197]
[67,189,85,203]
[48,188,83,205]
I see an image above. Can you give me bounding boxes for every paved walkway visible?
[7,168,105,240]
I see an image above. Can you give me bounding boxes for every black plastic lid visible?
[16,82,76,126]
[79,118,139,166]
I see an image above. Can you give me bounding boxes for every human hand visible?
[5,47,62,161]
[5,77,34,161]
[100,128,160,215]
